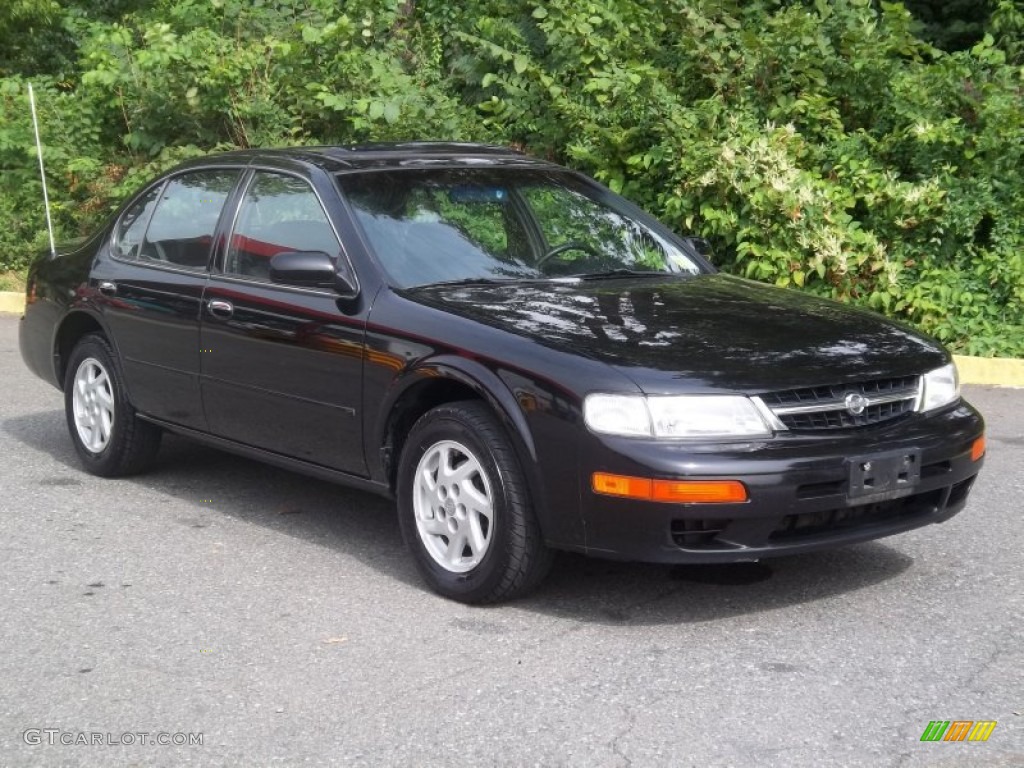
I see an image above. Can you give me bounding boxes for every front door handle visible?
[208,299,234,318]
[98,281,117,296]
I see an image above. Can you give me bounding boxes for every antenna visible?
[28,83,57,258]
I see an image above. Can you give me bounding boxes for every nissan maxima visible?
[18,143,985,602]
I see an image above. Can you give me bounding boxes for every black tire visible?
[397,401,554,603]
[63,333,162,477]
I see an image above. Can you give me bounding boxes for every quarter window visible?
[139,170,240,271]
[225,172,340,281]
[113,187,160,260]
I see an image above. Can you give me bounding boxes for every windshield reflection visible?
[337,169,701,288]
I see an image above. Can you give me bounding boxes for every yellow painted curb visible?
[954,354,1024,387]
[0,291,24,315]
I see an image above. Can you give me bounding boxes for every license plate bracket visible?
[848,450,921,500]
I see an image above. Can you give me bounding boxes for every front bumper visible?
[578,401,985,563]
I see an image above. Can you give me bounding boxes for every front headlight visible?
[582,394,652,437]
[584,394,773,439]
[919,362,960,412]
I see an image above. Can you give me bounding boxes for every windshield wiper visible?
[417,270,674,288]
[574,269,673,280]
[416,276,525,289]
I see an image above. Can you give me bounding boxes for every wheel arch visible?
[53,310,114,391]
[376,357,543,510]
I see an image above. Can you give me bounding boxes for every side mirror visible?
[683,236,714,262]
[269,251,357,297]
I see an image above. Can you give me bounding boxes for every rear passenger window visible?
[139,170,239,271]
[113,187,160,260]
[225,172,340,281]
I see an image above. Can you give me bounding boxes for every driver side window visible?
[225,172,340,282]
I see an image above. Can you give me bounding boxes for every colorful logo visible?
[920,721,997,742]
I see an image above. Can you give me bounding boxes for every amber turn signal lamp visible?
[592,473,748,503]
[971,436,986,462]
[651,479,748,503]
[592,473,653,499]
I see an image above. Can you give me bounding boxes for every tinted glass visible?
[521,185,673,272]
[337,169,700,288]
[140,170,240,271]
[225,172,339,281]
[113,186,160,260]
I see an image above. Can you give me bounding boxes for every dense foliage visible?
[902,0,994,52]
[1,0,1021,355]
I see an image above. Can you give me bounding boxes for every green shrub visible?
[1,0,1021,355]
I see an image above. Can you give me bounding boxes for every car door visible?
[198,168,368,473]
[92,168,242,428]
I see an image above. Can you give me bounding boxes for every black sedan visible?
[18,143,985,603]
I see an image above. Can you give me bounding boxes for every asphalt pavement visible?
[0,314,1021,767]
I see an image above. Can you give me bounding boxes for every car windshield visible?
[336,168,703,288]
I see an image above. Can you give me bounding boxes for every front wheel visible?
[397,402,553,603]
[64,333,162,477]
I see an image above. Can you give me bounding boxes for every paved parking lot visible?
[0,314,1021,767]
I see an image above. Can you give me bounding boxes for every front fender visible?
[368,354,584,545]
[374,354,538,468]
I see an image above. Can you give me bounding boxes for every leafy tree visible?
[902,0,994,51]
[0,0,62,77]
[1,0,1021,355]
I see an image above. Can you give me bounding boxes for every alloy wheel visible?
[412,439,495,573]
[71,357,115,453]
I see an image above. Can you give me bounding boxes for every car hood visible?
[406,274,947,393]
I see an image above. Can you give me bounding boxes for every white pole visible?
[28,83,57,258]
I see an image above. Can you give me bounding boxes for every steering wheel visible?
[537,240,601,267]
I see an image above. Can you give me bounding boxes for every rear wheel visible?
[64,334,162,477]
[397,401,553,603]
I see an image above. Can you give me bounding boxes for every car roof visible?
[189,143,558,173]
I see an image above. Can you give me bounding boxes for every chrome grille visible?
[758,375,920,431]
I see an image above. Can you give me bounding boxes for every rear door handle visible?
[98,281,117,296]
[208,299,234,318]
